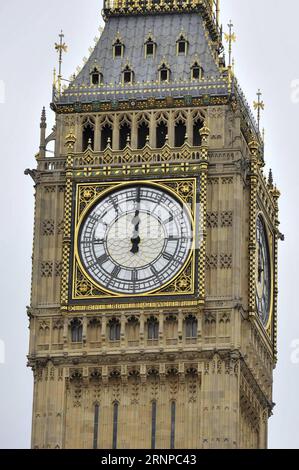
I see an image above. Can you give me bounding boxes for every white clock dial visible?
[255,215,271,326]
[78,184,193,294]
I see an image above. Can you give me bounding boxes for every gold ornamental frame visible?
[256,212,275,336]
[70,178,198,302]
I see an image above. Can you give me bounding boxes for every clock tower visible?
[26,0,281,449]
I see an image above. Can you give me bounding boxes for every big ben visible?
[26,0,281,449]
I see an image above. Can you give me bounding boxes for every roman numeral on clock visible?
[112,265,121,278]
[131,270,138,282]
[93,238,104,245]
[162,252,173,261]
[97,253,109,265]
[150,265,161,282]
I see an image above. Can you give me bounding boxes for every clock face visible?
[255,215,271,326]
[77,184,193,295]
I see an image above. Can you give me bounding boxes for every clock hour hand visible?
[130,187,141,254]
[258,247,264,283]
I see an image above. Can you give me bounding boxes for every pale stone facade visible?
[26,1,280,449]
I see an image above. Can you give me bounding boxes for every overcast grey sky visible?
[0,0,298,449]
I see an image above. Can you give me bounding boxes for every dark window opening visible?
[82,123,94,151]
[119,122,131,150]
[160,68,169,82]
[192,67,200,79]
[109,321,120,341]
[91,68,102,85]
[138,122,149,149]
[124,71,132,83]
[112,402,118,449]
[156,122,168,148]
[178,40,187,54]
[170,401,176,449]
[193,119,203,147]
[151,401,157,450]
[93,404,100,449]
[191,64,203,80]
[71,319,83,343]
[185,316,198,338]
[146,42,154,57]
[101,124,113,150]
[175,120,186,147]
[148,318,159,340]
[114,41,123,58]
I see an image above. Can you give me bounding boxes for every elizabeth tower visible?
[26,0,281,449]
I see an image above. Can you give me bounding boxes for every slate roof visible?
[57,12,228,105]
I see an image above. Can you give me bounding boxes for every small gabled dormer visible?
[144,34,156,58]
[191,61,204,80]
[158,62,170,83]
[122,64,134,84]
[176,33,188,56]
[90,66,103,86]
[113,37,124,58]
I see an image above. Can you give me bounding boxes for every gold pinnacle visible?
[253,89,265,131]
[224,20,236,68]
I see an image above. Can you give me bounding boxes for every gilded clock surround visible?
[255,212,274,333]
[71,178,198,301]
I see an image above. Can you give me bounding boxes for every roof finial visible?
[55,30,68,95]
[224,20,236,68]
[253,89,265,132]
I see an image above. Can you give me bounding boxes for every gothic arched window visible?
[175,119,187,147]
[70,319,83,343]
[156,121,168,148]
[109,319,120,341]
[138,121,149,148]
[119,118,131,150]
[185,315,198,339]
[193,118,203,147]
[147,317,159,340]
[82,118,95,151]
[101,123,113,150]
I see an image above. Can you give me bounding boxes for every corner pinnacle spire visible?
[40,107,46,129]
[54,30,68,95]
[253,89,265,132]
[224,20,236,68]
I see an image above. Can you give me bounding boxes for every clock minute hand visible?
[130,188,141,254]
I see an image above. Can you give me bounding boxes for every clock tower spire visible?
[26,0,280,449]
